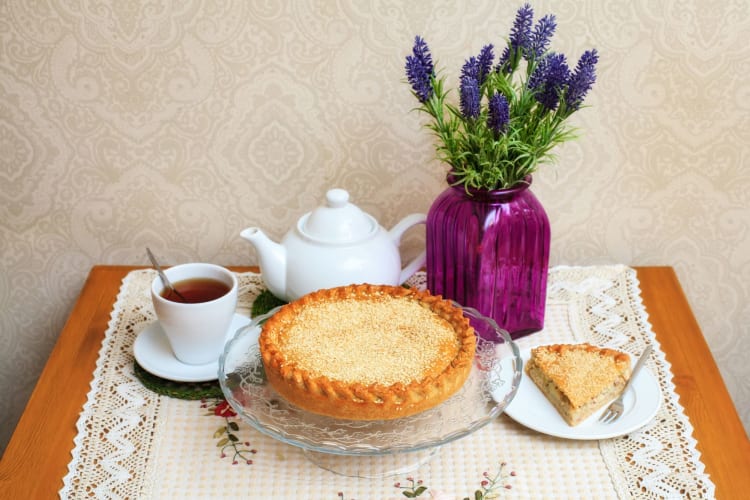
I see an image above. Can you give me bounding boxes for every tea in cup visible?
[151,263,238,365]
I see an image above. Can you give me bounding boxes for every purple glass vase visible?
[426,175,550,340]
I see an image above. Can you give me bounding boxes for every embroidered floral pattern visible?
[394,476,428,498]
[469,462,517,499]
[202,398,257,465]
[336,462,516,499]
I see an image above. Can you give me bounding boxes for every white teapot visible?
[240,188,426,302]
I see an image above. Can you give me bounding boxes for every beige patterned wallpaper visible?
[1,1,748,453]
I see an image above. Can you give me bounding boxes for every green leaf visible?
[228,433,239,442]
[475,490,484,500]
[414,486,428,496]
[216,437,229,447]
[228,421,239,431]
[251,289,287,317]
[213,427,225,438]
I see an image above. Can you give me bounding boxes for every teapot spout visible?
[240,227,287,300]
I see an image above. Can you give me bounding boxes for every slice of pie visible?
[258,284,476,420]
[525,343,631,426]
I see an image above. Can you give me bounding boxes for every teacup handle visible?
[388,213,427,284]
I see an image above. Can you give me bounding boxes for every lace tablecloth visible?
[60,266,715,499]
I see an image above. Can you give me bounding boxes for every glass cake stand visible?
[218,304,523,478]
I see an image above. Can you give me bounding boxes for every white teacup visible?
[151,263,238,365]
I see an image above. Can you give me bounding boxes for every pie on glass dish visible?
[524,343,631,426]
[258,284,477,420]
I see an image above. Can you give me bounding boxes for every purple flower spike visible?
[477,44,495,84]
[527,56,547,91]
[405,35,434,103]
[529,53,570,110]
[496,46,510,72]
[462,46,494,86]
[497,4,534,71]
[509,3,534,52]
[488,93,510,134]
[565,49,599,110]
[461,56,480,82]
[528,14,556,59]
[460,76,481,120]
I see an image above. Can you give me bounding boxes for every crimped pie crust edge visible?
[258,283,477,420]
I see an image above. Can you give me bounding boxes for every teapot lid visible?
[299,188,377,243]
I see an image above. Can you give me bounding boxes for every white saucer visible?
[134,313,251,382]
[492,347,661,440]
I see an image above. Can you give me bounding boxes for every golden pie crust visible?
[259,284,477,420]
[525,343,631,426]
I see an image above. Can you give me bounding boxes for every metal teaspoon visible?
[146,247,188,302]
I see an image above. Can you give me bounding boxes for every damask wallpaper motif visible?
[1,0,748,453]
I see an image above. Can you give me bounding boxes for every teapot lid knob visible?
[326,188,349,208]
[299,188,376,243]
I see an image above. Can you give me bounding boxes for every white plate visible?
[134,313,251,382]
[491,347,661,440]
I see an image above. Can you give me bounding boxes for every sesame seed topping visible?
[271,296,460,385]
[530,344,630,408]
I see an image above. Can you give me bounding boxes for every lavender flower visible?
[509,4,534,53]
[488,93,510,135]
[496,46,510,72]
[496,4,534,71]
[405,36,434,103]
[477,44,495,84]
[565,49,599,110]
[460,76,481,120]
[527,14,556,60]
[528,53,570,110]
[461,45,494,87]
[461,57,480,83]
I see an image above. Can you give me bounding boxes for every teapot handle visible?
[388,213,427,284]
[400,249,426,284]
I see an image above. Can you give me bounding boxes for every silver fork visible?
[599,345,653,424]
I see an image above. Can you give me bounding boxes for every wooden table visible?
[1,266,748,498]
